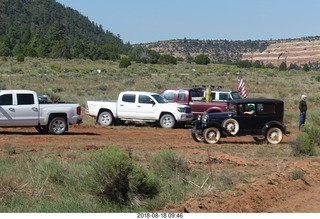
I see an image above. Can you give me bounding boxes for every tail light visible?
[77,106,81,115]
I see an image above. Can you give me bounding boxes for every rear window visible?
[17,94,34,105]
[256,103,276,114]
[122,94,136,103]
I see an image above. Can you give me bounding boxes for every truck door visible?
[0,93,15,126]
[13,93,39,126]
[117,93,137,118]
[135,94,157,119]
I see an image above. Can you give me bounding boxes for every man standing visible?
[299,94,307,130]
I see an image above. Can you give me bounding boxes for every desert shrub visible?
[16,54,25,62]
[289,169,305,180]
[150,150,189,179]
[88,147,160,206]
[119,57,131,68]
[290,130,317,156]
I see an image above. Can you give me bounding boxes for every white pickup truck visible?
[85,91,193,128]
[0,90,82,134]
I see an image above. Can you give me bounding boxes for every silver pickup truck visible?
[0,90,82,134]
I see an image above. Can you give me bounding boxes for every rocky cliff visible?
[242,39,320,66]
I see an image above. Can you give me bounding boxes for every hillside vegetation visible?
[0,0,130,59]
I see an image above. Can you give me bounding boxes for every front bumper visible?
[176,113,193,122]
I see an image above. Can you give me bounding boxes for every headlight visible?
[197,115,202,121]
[177,107,185,112]
[202,114,209,123]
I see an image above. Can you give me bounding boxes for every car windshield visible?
[152,94,168,103]
[231,91,242,99]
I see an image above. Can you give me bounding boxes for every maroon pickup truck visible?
[161,87,235,120]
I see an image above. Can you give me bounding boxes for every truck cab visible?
[0,90,39,126]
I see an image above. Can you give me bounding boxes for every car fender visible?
[202,122,232,137]
[262,121,287,135]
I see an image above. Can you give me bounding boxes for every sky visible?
[56,0,320,44]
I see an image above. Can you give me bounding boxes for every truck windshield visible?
[231,92,242,99]
[152,94,168,103]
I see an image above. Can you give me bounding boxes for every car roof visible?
[228,98,283,104]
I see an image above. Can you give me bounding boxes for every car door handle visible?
[32,107,39,112]
[9,108,15,112]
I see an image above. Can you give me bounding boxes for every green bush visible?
[194,54,210,65]
[290,131,316,156]
[119,57,131,68]
[88,147,160,206]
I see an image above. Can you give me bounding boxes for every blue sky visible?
[56,0,320,44]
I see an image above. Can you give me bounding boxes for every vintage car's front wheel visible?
[191,132,204,142]
[222,118,239,135]
[203,127,221,144]
[266,127,283,144]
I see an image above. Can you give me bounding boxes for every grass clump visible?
[290,126,317,156]
[88,146,160,206]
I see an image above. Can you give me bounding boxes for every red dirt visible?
[0,125,320,213]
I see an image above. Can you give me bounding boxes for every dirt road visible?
[0,125,319,213]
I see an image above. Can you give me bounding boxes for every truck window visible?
[139,95,153,104]
[0,94,13,105]
[162,91,174,101]
[219,93,231,101]
[17,94,34,105]
[122,94,136,103]
[178,91,186,101]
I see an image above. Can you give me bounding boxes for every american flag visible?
[237,73,248,98]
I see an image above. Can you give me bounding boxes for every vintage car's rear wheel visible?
[203,127,221,144]
[266,127,283,144]
[253,136,267,144]
[222,118,239,135]
[191,132,204,142]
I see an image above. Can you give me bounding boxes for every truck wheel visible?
[266,127,283,144]
[191,132,204,142]
[160,114,176,128]
[98,111,114,126]
[222,118,239,135]
[49,117,67,135]
[203,127,221,144]
[35,126,49,134]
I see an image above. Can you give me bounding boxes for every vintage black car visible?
[190,98,288,144]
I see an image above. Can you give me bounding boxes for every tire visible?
[253,136,267,144]
[35,126,49,134]
[48,117,67,135]
[98,111,114,127]
[203,127,221,144]
[222,118,239,135]
[191,132,204,142]
[266,127,283,144]
[160,114,176,128]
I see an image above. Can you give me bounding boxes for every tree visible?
[158,54,177,65]
[279,62,287,71]
[194,54,210,65]
[302,64,310,72]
